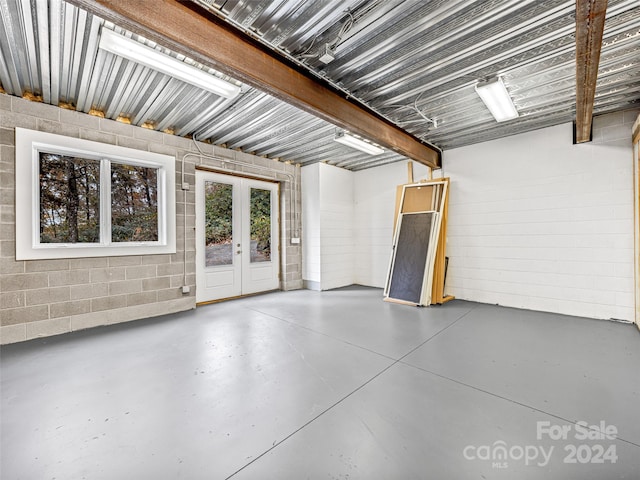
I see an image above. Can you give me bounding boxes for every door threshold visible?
[196,289,280,307]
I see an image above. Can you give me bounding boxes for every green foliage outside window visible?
[203,184,271,259]
[111,164,158,242]
[39,153,159,244]
[250,188,271,259]
[39,154,101,243]
[205,182,233,246]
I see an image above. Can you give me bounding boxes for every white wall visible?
[442,110,638,320]
[303,110,637,321]
[302,163,321,287]
[302,163,355,290]
[353,161,431,287]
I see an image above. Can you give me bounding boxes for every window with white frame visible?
[15,128,176,260]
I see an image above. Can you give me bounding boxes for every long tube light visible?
[334,131,384,155]
[475,77,519,122]
[99,28,241,99]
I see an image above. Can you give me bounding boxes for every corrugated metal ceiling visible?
[1,0,639,170]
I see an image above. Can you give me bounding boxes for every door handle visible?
[236,250,242,254]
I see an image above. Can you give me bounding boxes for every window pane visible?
[205,181,233,266]
[111,164,159,242]
[39,153,100,243]
[250,188,271,263]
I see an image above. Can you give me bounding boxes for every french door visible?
[195,171,280,303]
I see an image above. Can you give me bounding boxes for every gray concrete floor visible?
[1,285,639,479]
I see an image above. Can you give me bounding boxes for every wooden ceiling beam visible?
[67,0,441,168]
[575,0,608,144]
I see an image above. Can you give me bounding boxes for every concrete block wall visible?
[441,109,639,320]
[301,163,355,290]
[0,94,301,344]
[319,163,354,290]
[301,163,321,289]
[349,110,637,321]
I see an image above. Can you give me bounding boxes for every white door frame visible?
[195,170,280,304]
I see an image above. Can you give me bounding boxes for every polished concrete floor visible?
[1,286,639,479]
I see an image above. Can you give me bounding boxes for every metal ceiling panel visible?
[1,0,639,171]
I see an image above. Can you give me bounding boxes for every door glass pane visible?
[39,153,101,243]
[111,164,159,242]
[250,188,271,263]
[205,181,233,266]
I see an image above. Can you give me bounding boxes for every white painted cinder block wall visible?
[441,110,638,321]
[301,163,321,288]
[304,110,637,321]
[302,162,355,290]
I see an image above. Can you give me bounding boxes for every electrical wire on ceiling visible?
[190,0,442,155]
[388,91,439,128]
[297,9,355,63]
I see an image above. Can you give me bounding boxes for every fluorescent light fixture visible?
[334,131,384,155]
[475,77,518,122]
[98,28,241,99]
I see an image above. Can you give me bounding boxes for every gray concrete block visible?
[133,126,165,143]
[125,265,157,280]
[157,262,185,277]
[24,259,70,272]
[0,185,14,207]
[109,280,142,296]
[48,270,90,287]
[80,128,117,145]
[11,97,59,121]
[164,134,193,150]
[0,127,14,146]
[36,119,80,138]
[0,146,15,173]
[69,257,109,269]
[142,277,171,291]
[70,310,109,331]
[0,291,25,309]
[60,108,101,130]
[100,118,133,136]
[26,317,71,340]
[0,256,25,274]
[0,204,15,224]
[117,136,149,151]
[149,143,178,156]
[1,305,49,326]
[0,93,11,111]
[70,283,109,300]
[89,267,126,283]
[1,272,48,292]
[50,299,91,318]
[157,288,182,302]
[0,324,26,344]
[108,256,142,267]
[25,287,70,306]
[127,291,157,306]
[91,295,128,312]
[0,112,37,129]
[141,254,171,265]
